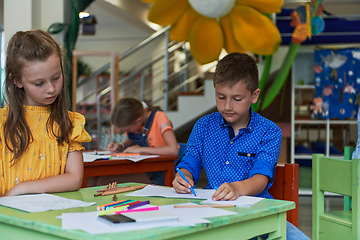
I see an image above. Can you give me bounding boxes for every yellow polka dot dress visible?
[0,105,92,195]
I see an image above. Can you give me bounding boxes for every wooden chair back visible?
[312,152,360,240]
[268,163,299,227]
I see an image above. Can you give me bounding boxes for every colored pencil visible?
[101,184,148,196]
[106,128,113,143]
[125,200,150,210]
[115,206,159,215]
[173,204,235,208]
[97,185,131,193]
[97,199,128,211]
[98,205,129,216]
[104,200,137,210]
[176,168,196,196]
[114,153,140,156]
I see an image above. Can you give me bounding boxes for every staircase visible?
[165,79,216,131]
[75,24,218,149]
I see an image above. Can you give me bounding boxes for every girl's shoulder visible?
[0,106,9,122]
[67,111,92,142]
[153,110,170,121]
[68,111,86,123]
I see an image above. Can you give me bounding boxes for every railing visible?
[74,26,213,149]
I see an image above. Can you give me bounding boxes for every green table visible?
[0,183,295,240]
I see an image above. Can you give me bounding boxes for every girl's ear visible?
[136,117,142,124]
[13,78,23,88]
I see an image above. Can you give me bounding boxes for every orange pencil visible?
[96,199,128,211]
[114,153,140,156]
[101,184,148,196]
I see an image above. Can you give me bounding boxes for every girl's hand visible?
[211,182,239,201]
[107,142,121,153]
[2,184,25,197]
[123,145,141,153]
[172,171,194,194]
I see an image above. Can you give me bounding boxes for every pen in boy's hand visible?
[176,168,196,196]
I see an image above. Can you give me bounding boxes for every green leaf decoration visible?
[252,55,272,112]
[261,41,301,111]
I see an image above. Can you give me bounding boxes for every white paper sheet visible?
[126,185,216,199]
[83,151,159,162]
[0,193,96,213]
[126,185,264,207]
[201,196,264,207]
[59,203,237,234]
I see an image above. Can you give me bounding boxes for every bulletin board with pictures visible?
[313,48,360,120]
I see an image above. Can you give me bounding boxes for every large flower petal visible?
[170,6,200,42]
[189,16,223,64]
[236,0,283,13]
[230,5,281,55]
[220,15,246,54]
[148,0,189,26]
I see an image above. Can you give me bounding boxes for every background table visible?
[83,155,178,187]
[0,183,295,240]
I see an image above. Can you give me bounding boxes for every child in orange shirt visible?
[105,98,178,185]
[107,98,178,156]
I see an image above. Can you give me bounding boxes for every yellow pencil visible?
[98,205,129,216]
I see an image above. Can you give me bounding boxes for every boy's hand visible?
[106,143,121,153]
[212,182,239,201]
[211,175,268,201]
[172,171,194,194]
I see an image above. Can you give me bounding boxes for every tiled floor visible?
[298,194,344,239]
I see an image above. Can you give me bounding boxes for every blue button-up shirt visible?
[176,109,282,199]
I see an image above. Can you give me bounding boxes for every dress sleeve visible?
[68,112,92,152]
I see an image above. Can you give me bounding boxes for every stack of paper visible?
[0,194,95,213]
[126,185,264,207]
[59,203,237,234]
[83,151,159,162]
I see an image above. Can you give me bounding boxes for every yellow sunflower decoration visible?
[144,0,283,65]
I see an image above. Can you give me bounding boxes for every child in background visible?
[0,30,92,197]
[173,53,309,240]
[106,98,178,185]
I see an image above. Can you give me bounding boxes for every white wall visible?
[76,0,156,72]
[4,0,65,47]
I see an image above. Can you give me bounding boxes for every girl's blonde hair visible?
[3,29,73,164]
[110,98,159,128]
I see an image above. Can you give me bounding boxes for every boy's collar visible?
[220,108,254,132]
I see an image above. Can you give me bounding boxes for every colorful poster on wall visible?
[313,48,360,119]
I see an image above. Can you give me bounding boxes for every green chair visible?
[344,146,354,211]
[312,148,360,240]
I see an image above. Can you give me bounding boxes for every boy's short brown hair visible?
[213,52,259,93]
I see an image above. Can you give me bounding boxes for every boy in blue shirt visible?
[173,53,309,240]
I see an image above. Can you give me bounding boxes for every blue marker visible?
[176,168,196,196]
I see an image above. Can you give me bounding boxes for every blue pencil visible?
[126,200,150,210]
[176,168,196,196]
